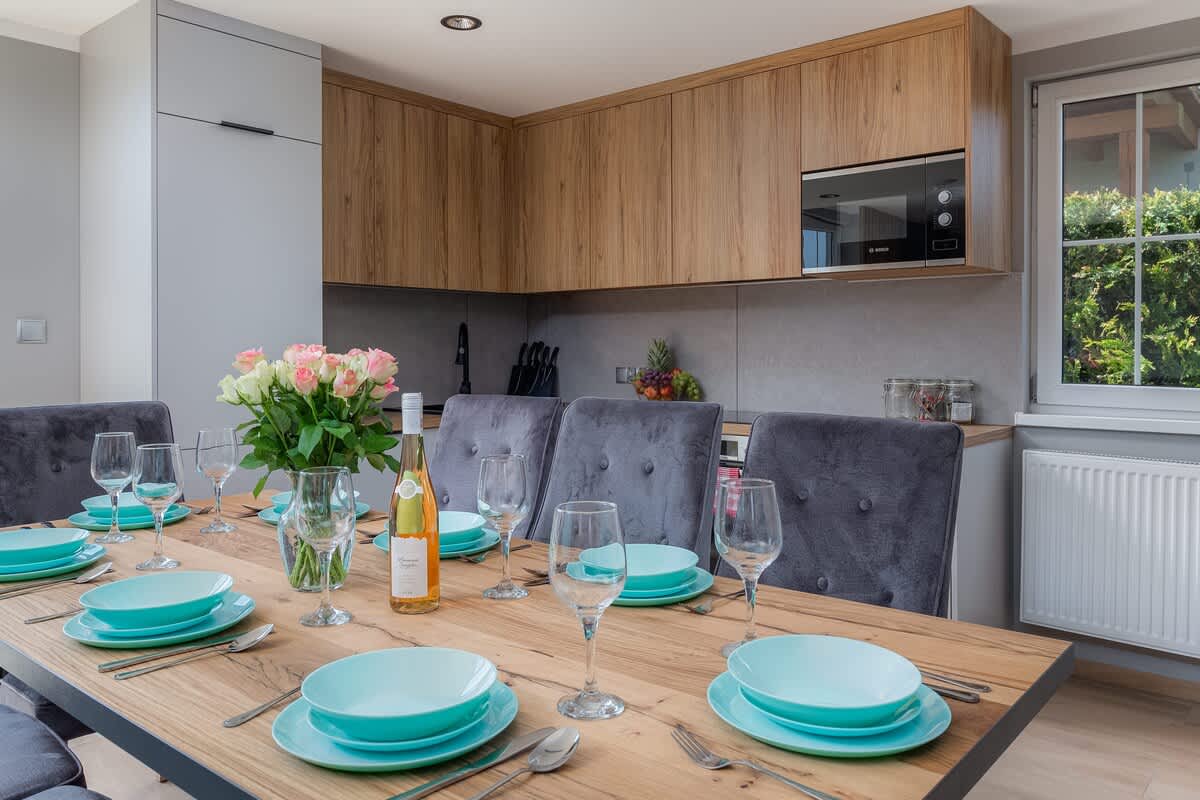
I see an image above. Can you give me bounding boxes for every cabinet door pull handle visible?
[219,120,274,136]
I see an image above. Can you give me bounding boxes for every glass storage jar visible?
[883,378,917,420]
[915,379,946,421]
[944,379,976,423]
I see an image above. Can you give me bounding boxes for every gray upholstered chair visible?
[0,705,87,800]
[734,413,963,616]
[0,401,173,742]
[429,394,562,539]
[530,397,723,564]
[30,790,110,800]
[0,401,175,527]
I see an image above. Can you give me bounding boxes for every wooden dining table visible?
[0,494,1073,800]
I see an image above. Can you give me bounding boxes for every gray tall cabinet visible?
[80,0,322,496]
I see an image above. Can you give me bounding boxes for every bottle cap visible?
[401,393,423,435]
[401,392,423,411]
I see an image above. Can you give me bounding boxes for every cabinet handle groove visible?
[219,120,274,136]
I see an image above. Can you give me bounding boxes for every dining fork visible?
[222,685,301,727]
[671,725,840,799]
[687,589,745,615]
[25,606,83,624]
[920,670,991,693]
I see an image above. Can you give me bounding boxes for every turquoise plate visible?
[79,570,233,629]
[708,673,950,758]
[77,605,219,638]
[66,506,190,532]
[580,542,699,591]
[80,493,156,521]
[273,681,517,772]
[0,528,89,565]
[372,531,501,560]
[612,567,713,606]
[742,686,922,738]
[270,489,360,510]
[438,511,487,546]
[563,562,693,599]
[0,543,106,583]
[0,549,86,575]
[258,503,370,526]
[307,698,490,753]
[63,591,255,649]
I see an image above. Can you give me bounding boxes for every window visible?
[1035,59,1200,411]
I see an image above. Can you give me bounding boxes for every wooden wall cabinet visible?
[447,116,512,292]
[323,84,378,286]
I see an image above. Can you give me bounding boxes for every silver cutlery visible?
[923,682,980,703]
[222,685,301,727]
[40,521,56,528]
[388,727,556,800]
[687,589,746,615]
[467,727,580,800]
[115,624,274,680]
[920,670,991,693]
[522,577,550,587]
[0,562,113,600]
[671,724,840,800]
[182,503,214,515]
[97,627,256,673]
[461,542,532,564]
[24,605,83,624]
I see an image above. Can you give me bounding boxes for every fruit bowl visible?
[632,338,702,401]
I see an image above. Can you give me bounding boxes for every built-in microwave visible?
[801,152,965,274]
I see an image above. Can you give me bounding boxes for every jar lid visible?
[943,378,975,387]
[884,377,916,386]
[916,379,943,386]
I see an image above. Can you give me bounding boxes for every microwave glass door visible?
[802,160,927,271]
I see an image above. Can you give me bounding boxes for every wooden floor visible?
[73,675,1199,799]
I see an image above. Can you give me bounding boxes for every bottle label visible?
[391,536,429,598]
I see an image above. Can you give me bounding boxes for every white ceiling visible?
[1,0,1198,116]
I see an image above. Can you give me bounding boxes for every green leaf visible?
[383,454,401,473]
[364,434,398,453]
[298,424,323,459]
[319,420,354,440]
[366,453,385,471]
[253,473,269,497]
[240,452,266,470]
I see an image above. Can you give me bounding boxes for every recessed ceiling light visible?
[441,14,482,31]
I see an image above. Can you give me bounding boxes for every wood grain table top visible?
[0,496,1070,800]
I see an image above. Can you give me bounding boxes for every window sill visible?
[1014,412,1200,437]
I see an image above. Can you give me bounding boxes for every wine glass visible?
[294,467,356,627]
[714,477,783,657]
[549,501,626,720]
[132,443,185,570]
[477,454,530,600]
[195,428,238,534]
[90,432,136,544]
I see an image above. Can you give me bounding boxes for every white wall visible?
[0,35,80,407]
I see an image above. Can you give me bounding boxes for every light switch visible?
[17,319,47,344]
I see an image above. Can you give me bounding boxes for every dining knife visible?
[387,727,556,800]
[96,629,250,673]
[923,682,980,704]
[506,342,527,395]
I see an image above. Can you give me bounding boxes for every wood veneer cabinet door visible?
[517,116,591,292]
[801,28,966,171]
[589,96,672,289]
[672,66,802,284]
[376,97,448,288]
[322,84,378,284]
[446,116,512,292]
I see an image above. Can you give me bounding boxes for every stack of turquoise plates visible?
[708,635,952,757]
[258,490,370,526]
[372,511,499,559]
[273,647,518,771]
[580,543,713,606]
[67,493,190,531]
[0,528,105,583]
[63,570,256,649]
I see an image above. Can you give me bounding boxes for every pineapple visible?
[646,338,674,373]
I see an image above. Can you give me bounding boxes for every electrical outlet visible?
[615,366,638,384]
[16,319,46,344]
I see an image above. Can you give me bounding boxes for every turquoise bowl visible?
[438,511,487,546]
[580,542,697,590]
[271,489,360,511]
[79,570,234,629]
[727,635,921,728]
[303,648,496,742]
[80,493,154,521]
[0,528,89,566]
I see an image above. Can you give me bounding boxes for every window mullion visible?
[1133,92,1144,386]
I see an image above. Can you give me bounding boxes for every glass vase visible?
[276,471,354,592]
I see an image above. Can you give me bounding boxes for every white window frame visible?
[1035,57,1200,412]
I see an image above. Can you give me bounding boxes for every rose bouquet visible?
[217,344,400,589]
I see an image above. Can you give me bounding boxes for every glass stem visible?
[742,576,760,643]
[108,491,121,538]
[212,482,223,524]
[498,524,513,589]
[153,510,165,558]
[581,614,600,695]
[318,549,334,617]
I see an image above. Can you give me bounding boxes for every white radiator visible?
[1021,449,1200,658]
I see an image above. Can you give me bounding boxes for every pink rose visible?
[233,347,265,374]
[365,348,398,383]
[318,353,341,382]
[369,377,398,400]
[346,348,365,357]
[293,366,319,395]
[283,343,325,366]
[332,368,361,398]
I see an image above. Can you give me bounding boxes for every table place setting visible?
[0,528,106,584]
[371,511,502,561]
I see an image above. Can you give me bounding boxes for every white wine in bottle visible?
[388,392,440,613]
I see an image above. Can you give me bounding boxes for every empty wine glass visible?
[295,467,356,627]
[714,478,783,657]
[195,428,238,534]
[132,443,185,570]
[90,432,136,544]
[549,501,626,720]
[477,454,530,600]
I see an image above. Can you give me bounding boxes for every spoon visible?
[114,624,275,680]
[466,727,580,800]
[0,561,114,600]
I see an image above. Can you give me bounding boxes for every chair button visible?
[599,458,609,470]
[881,589,894,605]
[858,498,872,512]
[659,535,669,545]
[50,462,63,473]
[816,576,829,592]
[796,488,809,502]
[441,494,450,505]
[469,445,478,455]
[643,462,654,474]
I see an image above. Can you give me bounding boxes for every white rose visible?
[273,359,294,390]
[217,374,240,404]
[235,372,263,404]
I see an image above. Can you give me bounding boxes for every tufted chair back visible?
[734,413,963,616]
[530,397,723,564]
[0,401,175,527]
[429,394,562,538]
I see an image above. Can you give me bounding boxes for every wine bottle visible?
[389,392,440,613]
